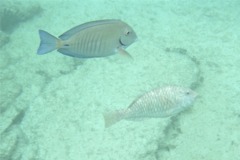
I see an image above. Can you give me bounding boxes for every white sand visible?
[1,0,240,159]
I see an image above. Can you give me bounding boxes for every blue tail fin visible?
[37,30,59,55]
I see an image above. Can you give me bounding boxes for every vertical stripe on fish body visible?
[63,23,127,57]
[104,86,198,127]
[37,19,137,58]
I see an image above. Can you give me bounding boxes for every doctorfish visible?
[103,86,198,128]
[37,19,137,58]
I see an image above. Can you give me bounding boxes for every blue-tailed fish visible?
[37,19,137,58]
[103,86,198,128]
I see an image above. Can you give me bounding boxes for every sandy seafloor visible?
[0,0,240,160]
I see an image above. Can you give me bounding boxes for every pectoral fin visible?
[117,47,133,60]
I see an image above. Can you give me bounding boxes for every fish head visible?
[177,87,198,108]
[119,26,137,47]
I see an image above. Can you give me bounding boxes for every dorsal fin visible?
[59,19,121,40]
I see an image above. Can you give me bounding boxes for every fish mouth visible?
[119,39,126,46]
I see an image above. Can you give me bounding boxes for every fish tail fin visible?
[37,30,60,55]
[103,109,126,128]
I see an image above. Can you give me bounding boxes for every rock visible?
[0,1,42,33]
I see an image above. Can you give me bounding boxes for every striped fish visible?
[37,19,137,58]
[103,86,198,127]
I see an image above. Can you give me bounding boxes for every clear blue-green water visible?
[0,0,240,159]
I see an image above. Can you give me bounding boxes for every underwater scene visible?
[0,0,239,159]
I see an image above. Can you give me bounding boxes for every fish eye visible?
[185,91,190,95]
[125,30,131,36]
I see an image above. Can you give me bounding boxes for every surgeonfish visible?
[103,86,198,128]
[37,19,137,58]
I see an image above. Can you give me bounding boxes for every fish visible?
[103,86,198,127]
[37,19,137,58]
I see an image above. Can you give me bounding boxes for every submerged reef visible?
[0,1,42,33]
[0,31,9,48]
[0,2,43,159]
[164,47,204,90]
[140,47,203,160]
[0,1,42,47]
